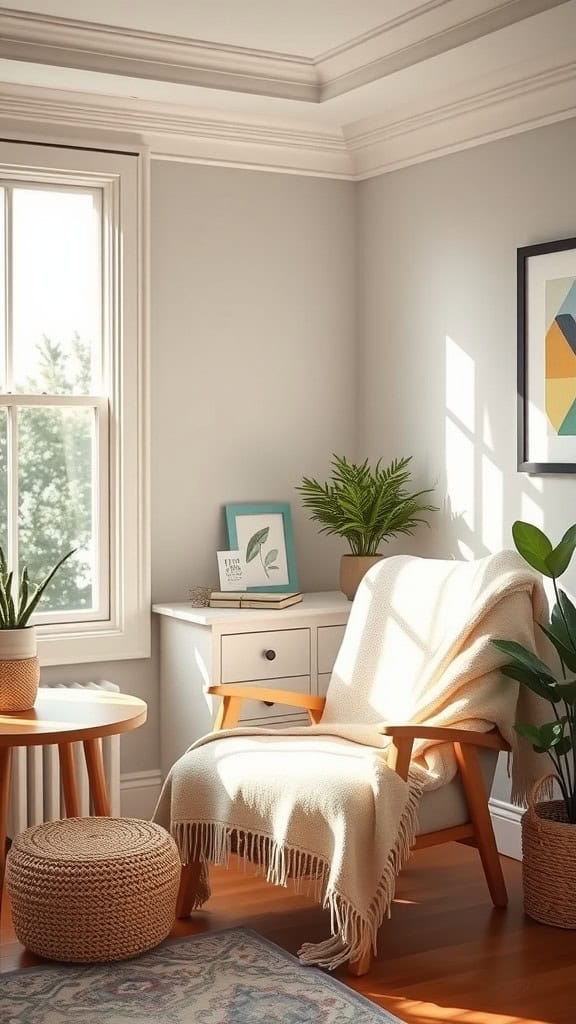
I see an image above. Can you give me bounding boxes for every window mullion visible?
[7,404,18,601]
[4,186,12,393]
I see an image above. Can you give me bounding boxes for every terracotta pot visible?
[339,555,384,601]
[0,626,40,713]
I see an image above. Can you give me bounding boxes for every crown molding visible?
[0,84,354,178]
[318,0,571,99]
[0,7,319,102]
[346,58,576,177]
[0,54,574,180]
[0,0,569,103]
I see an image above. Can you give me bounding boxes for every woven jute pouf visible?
[522,776,576,929]
[6,817,181,962]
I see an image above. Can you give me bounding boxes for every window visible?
[0,141,149,665]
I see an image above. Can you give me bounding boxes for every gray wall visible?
[43,161,357,775]
[357,117,576,799]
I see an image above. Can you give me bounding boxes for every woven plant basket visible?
[0,626,39,713]
[522,775,576,929]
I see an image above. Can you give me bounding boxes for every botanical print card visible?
[217,550,248,591]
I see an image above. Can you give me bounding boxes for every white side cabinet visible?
[154,592,351,778]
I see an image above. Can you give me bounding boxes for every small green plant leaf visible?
[554,680,576,704]
[267,565,279,570]
[512,521,553,575]
[18,548,76,626]
[246,528,270,563]
[546,537,576,578]
[516,720,565,752]
[538,622,576,673]
[500,662,560,702]
[264,548,278,567]
[492,639,556,680]
[514,722,546,745]
[558,589,576,640]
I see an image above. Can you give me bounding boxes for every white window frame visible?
[0,139,150,666]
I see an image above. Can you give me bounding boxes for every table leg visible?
[58,743,80,817]
[83,738,111,816]
[0,747,12,915]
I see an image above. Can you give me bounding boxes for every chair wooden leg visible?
[348,949,373,976]
[177,860,203,918]
[453,742,508,908]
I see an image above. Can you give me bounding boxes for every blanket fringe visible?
[173,775,422,970]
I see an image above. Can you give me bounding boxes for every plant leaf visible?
[546,538,576,578]
[264,548,278,567]
[538,622,576,673]
[515,720,565,752]
[19,548,76,626]
[500,662,560,702]
[554,680,576,704]
[246,528,269,563]
[492,639,556,680]
[512,521,553,575]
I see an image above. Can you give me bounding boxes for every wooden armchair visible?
[189,683,510,975]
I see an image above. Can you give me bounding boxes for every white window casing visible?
[0,139,150,665]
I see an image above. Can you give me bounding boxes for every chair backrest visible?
[321,552,541,744]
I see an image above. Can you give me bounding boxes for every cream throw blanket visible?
[154,552,552,968]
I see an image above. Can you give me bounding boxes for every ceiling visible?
[0,0,575,179]
[0,0,424,56]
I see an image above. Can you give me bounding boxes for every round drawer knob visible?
[264,649,276,661]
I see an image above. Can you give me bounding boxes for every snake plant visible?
[0,546,76,628]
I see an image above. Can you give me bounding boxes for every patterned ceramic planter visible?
[0,626,40,713]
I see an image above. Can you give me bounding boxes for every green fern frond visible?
[297,454,437,556]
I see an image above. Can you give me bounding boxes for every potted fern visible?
[297,455,436,599]
[0,546,75,713]
[493,521,576,928]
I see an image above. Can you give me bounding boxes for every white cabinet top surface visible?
[153,591,351,626]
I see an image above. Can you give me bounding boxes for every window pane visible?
[0,409,7,557]
[12,188,100,395]
[18,406,95,613]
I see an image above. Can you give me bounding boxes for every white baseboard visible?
[490,797,523,861]
[120,769,163,820]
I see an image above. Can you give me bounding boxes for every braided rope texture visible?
[522,799,576,928]
[0,656,39,712]
[6,817,181,962]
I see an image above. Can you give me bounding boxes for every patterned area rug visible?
[2,927,404,1023]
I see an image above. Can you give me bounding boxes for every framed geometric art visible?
[518,236,576,473]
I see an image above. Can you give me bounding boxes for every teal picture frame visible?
[225,502,299,593]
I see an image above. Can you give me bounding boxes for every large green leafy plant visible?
[493,521,576,823]
[296,455,436,557]
[0,545,75,629]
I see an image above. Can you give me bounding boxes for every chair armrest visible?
[378,724,509,751]
[208,685,326,729]
[378,725,509,782]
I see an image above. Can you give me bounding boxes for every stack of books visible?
[209,591,303,610]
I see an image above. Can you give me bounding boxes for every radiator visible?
[8,680,121,836]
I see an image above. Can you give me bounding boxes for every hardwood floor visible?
[1,843,575,1024]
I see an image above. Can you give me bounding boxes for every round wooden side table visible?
[0,687,147,911]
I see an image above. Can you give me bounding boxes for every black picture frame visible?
[517,235,576,474]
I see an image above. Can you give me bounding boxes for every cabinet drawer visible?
[318,625,346,674]
[236,676,311,723]
[221,628,310,683]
